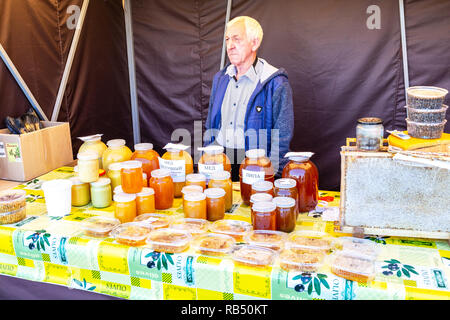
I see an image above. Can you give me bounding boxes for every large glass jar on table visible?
[77,134,107,169]
[131,143,160,177]
[198,145,231,182]
[149,168,174,210]
[282,152,319,213]
[239,149,274,206]
[102,139,132,171]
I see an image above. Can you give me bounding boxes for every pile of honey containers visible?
[74,135,319,233]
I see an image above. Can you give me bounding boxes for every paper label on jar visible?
[241,169,265,185]
[198,163,224,179]
[158,157,186,182]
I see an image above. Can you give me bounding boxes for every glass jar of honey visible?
[198,145,232,182]
[273,196,297,233]
[251,201,277,231]
[239,149,274,206]
[183,192,207,220]
[120,160,143,194]
[181,185,203,210]
[251,180,274,197]
[249,193,273,209]
[78,134,107,169]
[186,173,207,190]
[77,151,99,183]
[102,139,132,171]
[149,168,174,210]
[69,177,91,207]
[136,187,155,215]
[131,143,160,177]
[113,192,137,223]
[208,171,233,212]
[159,144,194,198]
[90,178,112,208]
[204,188,226,221]
[107,162,123,191]
[282,152,319,213]
[274,178,298,217]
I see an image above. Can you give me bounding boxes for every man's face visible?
[225,21,258,68]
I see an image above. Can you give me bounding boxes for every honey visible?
[183,192,207,220]
[251,201,277,231]
[159,144,193,198]
[208,171,233,211]
[107,162,123,191]
[69,177,91,207]
[77,151,100,183]
[131,143,160,177]
[204,188,226,221]
[274,178,298,217]
[114,193,137,223]
[273,196,296,233]
[149,169,174,210]
[185,173,207,190]
[198,145,232,181]
[136,187,156,215]
[102,139,132,171]
[120,160,143,194]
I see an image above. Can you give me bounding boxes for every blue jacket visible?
[205,59,294,175]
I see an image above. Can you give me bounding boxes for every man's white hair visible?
[226,16,263,45]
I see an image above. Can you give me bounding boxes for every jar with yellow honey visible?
[78,134,107,169]
[114,192,137,223]
[77,151,99,183]
[69,177,91,207]
[102,139,132,171]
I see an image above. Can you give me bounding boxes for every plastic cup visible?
[42,179,73,217]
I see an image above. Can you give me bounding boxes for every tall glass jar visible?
[239,149,274,206]
[102,139,132,171]
[149,168,174,210]
[251,201,277,231]
[273,196,296,233]
[356,117,384,151]
[274,178,298,217]
[198,145,232,182]
[77,151,99,183]
[159,144,193,198]
[131,143,160,177]
[78,134,107,169]
[120,160,143,194]
[114,193,137,223]
[204,188,226,221]
[90,178,112,208]
[282,152,319,213]
[208,171,233,212]
[183,192,207,220]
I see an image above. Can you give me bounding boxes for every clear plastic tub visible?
[0,207,27,225]
[0,189,26,214]
[405,105,448,123]
[334,237,381,260]
[110,222,153,246]
[279,248,326,273]
[329,251,376,283]
[286,230,333,254]
[81,216,121,238]
[244,230,287,251]
[231,244,278,267]
[406,86,448,109]
[406,118,447,139]
[146,228,192,253]
[210,219,252,242]
[133,213,171,230]
[170,218,210,237]
[192,233,236,256]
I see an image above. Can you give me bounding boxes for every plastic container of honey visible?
[0,189,27,225]
[192,233,236,257]
[329,251,376,283]
[279,249,326,273]
[69,177,91,207]
[170,218,210,238]
[198,145,232,181]
[149,169,174,210]
[90,178,112,208]
[239,149,274,206]
[231,244,278,267]
[133,213,171,230]
[286,230,333,254]
[107,162,123,191]
[244,230,287,251]
[136,187,156,215]
[81,216,120,238]
[183,192,207,220]
[102,139,132,171]
[251,201,277,231]
[114,192,137,223]
[210,219,252,242]
[146,228,192,253]
[110,222,152,246]
[204,188,226,221]
[77,151,100,183]
[208,171,233,211]
[273,196,297,233]
[131,143,160,177]
[78,134,107,169]
[185,173,207,190]
[282,152,319,213]
[333,237,381,260]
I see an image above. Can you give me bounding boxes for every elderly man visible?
[204,16,294,181]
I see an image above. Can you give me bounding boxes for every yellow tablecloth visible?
[0,167,449,300]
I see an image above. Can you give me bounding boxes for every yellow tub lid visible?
[388,131,450,151]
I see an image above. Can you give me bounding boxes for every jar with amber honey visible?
[251,201,277,231]
[183,192,207,220]
[136,187,155,215]
[114,192,137,223]
[131,143,160,177]
[69,177,90,207]
[120,160,143,194]
[198,145,231,182]
[251,180,274,197]
[274,178,298,217]
[239,149,274,206]
[208,171,233,212]
[249,193,273,209]
[273,196,296,232]
[185,173,207,190]
[204,188,226,221]
[149,169,174,210]
[282,152,318,213]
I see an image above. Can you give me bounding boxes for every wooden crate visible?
[338,138,450,240]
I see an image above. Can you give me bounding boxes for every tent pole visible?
[0,43,49,121]
[220,0,233,70]
[399,0,410,96]
[124,0,141,145]
[51,0,90,122]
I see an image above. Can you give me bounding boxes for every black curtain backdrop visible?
[0,0,449,191]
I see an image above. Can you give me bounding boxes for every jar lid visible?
[252,201,276,212]
[134,143,154,151]
[163,143,190,151]
[245,149,266,159]
[114,192,136,202]
[251,180,273,191]
[0,189,26,204]
[136,187,155,197]
[186,173,206,182]
[273,196,296,208]
[357,117,383,125]
[77,134,103,142]
[181,185,204,195]
[77,151,98,161]
[113,185,123,194]
[69,177,87,186]
[121,160,142,169]
[407,86,448,98]
[107,139,126,148]
[90,177,111,187]
[209,171,231,181]
[274,178,296,189]
[108,162,123,171]
[285,152,314,161]
[151,168,171,178]
[183,192,206,202]
[250,193,273,203]
[198,145,224,154]
[204,188,226,198]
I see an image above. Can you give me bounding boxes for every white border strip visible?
[220,0,233,70]
[399,0,410,96]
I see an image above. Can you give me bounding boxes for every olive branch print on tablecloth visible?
[292,273,330,296]
[73,278,96,291]
[145,251,174,270]
[26,230,50,251]
[382,259,418,278]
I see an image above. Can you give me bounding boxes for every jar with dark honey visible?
[251,201,277,231]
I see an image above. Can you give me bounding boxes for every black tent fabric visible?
[0,0,449,192]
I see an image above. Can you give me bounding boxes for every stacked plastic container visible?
[405,86,448,139]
